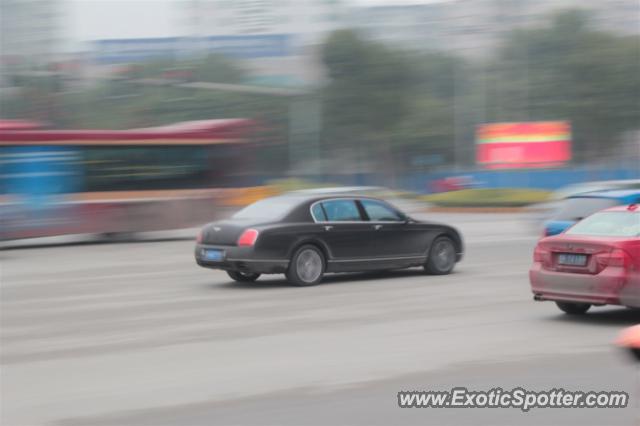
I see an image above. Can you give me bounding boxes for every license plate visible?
[204,249,224,261]
[558,253,587,266]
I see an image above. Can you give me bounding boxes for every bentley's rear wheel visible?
[424,236,456,275]
[227,270,260,282]
[286,245,325,286]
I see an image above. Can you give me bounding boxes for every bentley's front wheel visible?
[424,236,456,275]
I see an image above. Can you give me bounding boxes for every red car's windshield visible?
[566,211,640,237]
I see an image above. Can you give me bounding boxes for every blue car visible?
[543,189,640,236]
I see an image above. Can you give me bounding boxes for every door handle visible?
[324,225,333,231]
[373,224,383,230]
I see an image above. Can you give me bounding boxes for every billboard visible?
[476,121,572,169]
[93,38,180,64]
[92,35,293,64]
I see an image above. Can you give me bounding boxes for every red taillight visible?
[609,249,631,268]
[237,228,259,246]
[594,249,631,272]
[594,252,608,272]
[533,245,550,263]
[196,229,203,243]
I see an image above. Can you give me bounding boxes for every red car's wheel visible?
[556,301,591,315]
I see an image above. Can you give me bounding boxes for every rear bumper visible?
[529,262,639,306]
[195,244,289,274]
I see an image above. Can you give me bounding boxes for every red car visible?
[530,204,640,314]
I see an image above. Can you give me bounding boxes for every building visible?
[183,0,343,44]
[91,0,347,87]
[0,0,66,89]
[0,0,64,68]
[349,3,450,52]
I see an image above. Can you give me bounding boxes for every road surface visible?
[2,213,639,425]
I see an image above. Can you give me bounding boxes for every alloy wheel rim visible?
[296,249,323,283]
[433,240,454,271]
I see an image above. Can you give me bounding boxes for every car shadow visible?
[546,307,640,327]
[214,268,453,290]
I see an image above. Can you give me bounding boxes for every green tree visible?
[321,30,414,175]
[487,9,640,161]
[400,51,474,167]
[131,53,247,84]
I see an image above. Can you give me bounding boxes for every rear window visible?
[232,197,294,221]
[311,203,327,221]
[552,197,619,221]
[566,212,640,237]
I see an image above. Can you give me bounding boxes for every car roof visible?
[604,204,640,212]
[575,179,640,186]
[276,192,383,204]
[568,189,640,200]
[290,186,386,195]
[558,179,640,191]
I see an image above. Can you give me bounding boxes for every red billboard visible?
[476,121,572,169]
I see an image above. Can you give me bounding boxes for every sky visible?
[66,0,447,43]
[68,1,178,41]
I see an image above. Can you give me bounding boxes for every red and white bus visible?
[0,119,257,240]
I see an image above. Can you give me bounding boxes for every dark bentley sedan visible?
[195,194,463,286]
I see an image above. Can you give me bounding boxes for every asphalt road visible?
[2,213,640,426]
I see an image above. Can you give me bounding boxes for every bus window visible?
[83,146,211,191]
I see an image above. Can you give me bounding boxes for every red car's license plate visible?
[557,253,587,266]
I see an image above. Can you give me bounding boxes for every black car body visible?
[195,194,463,285]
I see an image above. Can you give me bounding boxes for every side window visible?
[321,200,362,222]
[360,199,403,221]
[311,203,327,221]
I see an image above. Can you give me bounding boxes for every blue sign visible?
[92,35,293,64]
[1,146,82,200]
[205,35,292,58]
